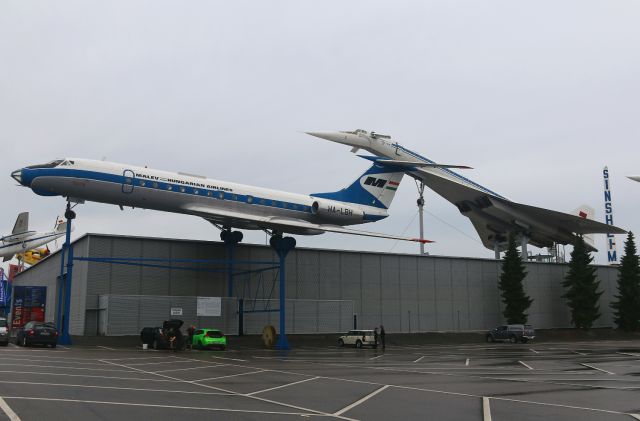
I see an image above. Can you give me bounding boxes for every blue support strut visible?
[59,206,75,346]
[270,236,296,350]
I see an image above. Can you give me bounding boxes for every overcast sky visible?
[1,0,638,268]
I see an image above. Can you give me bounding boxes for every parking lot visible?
[0,340,639,420]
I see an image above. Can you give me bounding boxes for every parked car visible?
[15,321,59,347]
[192,328,227,350]
[140,319,185,350]
[338,330,377,348]
[486,324,535,343]
[0,318,9,346]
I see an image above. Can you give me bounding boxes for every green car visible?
[192,328,227,350]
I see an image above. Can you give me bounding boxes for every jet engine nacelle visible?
[311,199,364,224]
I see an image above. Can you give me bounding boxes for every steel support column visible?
[270,236,296,350]
[59,204,75,346]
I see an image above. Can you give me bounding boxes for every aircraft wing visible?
[182,204,433,244]
[12,212,29,234]
[411,169,625,251]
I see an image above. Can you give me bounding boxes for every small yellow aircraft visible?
[16,247,51,266]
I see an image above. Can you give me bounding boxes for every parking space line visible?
[247,376,320,396]
[7,343,18,348]
[580,363,614,375]
[333,385,389,416]
[0,380,234,396]
[529,349,539,354]
[208,355,248,362]
[100,359,348,420]
[0,369,180,383]
[0,396,21,421]
[0,396,319,417]
[0,363,135,373]
[572,350,587,356]
[518,361,533,370]
[629,414,640,420]
[617,352,640,358]
[413,356,425,363]
[126,360,195,366]
[482,397,492,421]
[96,346,116,350]
[102,356,175,362]
[153,364,225,373]
[191,370,266,383]
[369,355,384,361]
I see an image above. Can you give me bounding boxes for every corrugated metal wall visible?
[12,233,622,335]
[98,295,353,335]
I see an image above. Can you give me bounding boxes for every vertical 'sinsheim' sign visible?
[603,166,617,263]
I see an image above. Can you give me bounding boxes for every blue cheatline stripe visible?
[0,232,61,251]
[25,168,378,218]
[395,144,506,199]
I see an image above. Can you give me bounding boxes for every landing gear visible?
[220,229,243,244]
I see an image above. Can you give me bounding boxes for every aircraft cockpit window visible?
[59,160,75,166]
[25,159,64,170]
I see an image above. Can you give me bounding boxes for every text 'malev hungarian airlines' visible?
[11,159,432,245]
[307,130,626,252]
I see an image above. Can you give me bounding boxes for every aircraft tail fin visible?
[311,163,404,209]
[55,219,68,234]
[12,212,29,235]
[574,204,596,248]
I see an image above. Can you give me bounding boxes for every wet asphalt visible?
[0,339,639,420]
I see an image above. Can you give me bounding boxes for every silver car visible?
[486,324,535,344]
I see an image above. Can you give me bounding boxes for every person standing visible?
[187,325,195,350]
[380,325,386,349]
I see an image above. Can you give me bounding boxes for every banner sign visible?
[197,297,222,317]
[11,286,46,328]
[603,166,618,263]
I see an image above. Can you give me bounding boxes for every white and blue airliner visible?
[11,158,431,244]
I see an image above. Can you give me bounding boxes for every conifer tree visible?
[562,237,602,329]
[611,232,640,331]
[498,235,533,324]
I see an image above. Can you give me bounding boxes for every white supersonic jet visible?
[11,158,432,245]
[1,212,66,262]
[307,130,626,253]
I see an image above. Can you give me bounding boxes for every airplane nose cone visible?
[628,175,640,182]
[11,169,23,185]
[305,131,370,148]
[305,131,348,143]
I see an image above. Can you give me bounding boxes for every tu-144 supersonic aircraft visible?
[10,159,432,245]
[1,212,66,262]
[307,130,626,253]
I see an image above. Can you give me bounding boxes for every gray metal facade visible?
[12,233,621,336]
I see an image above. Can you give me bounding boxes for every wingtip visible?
[413,238,435,244]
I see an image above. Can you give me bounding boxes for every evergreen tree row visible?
[497,232,640,331]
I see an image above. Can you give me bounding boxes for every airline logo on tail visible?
[360,171,403,208]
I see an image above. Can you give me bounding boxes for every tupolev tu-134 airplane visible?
[1,212,66,262]
[307,130,626,252]
[11,159,432,245]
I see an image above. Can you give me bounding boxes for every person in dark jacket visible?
[187,325,195,350]
[373,327,379,348]
[380,325,386,349]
